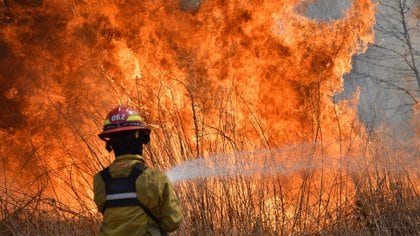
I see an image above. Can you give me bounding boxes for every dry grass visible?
[0,187,100,236]
[1,124,418,236]
[0,87,418,235]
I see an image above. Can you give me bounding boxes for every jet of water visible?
[166,144,318,184]
[166,143,419,184]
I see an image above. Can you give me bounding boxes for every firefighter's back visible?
[94,154,181,236]
[100,206,161,236]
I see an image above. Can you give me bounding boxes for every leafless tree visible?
[356,0,418,97]
[338,0,419,134]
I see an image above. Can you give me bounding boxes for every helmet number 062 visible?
[111,114,126,121]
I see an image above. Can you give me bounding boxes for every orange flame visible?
[0,0,379,218]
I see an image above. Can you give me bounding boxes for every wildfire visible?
[5,0,416,234]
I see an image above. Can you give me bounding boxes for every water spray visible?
[166,143,419,184]
[166,144,320,184]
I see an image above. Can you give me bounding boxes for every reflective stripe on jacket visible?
[93,154,182,236]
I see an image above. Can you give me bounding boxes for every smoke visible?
[337,0,419,140]
[298,0,352,22]
[0,39,26,129]
[179,0,203,13]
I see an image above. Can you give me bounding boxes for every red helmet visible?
[99,106,150,140]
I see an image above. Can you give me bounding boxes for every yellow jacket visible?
[93,154,182,236]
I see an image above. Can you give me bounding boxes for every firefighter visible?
[93,106,182,235]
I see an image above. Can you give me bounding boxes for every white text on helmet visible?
[111,113,127,121]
